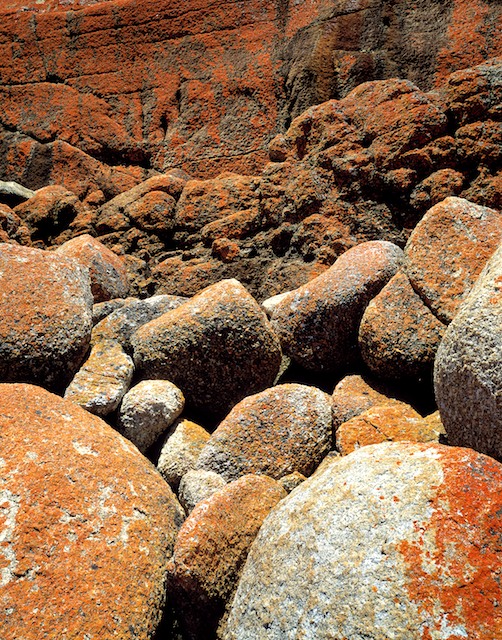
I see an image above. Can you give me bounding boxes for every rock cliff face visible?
[1,0,500,196]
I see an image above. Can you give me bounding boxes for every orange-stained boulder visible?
[167,474,286,639]
[132,279,282,421]
[197,383,332,481]
[335,403,442,456]
[0,384,184,640]
[270,241,404,372]
[0,243,93,391]
[405,197,502,324]
[56,233,129,302]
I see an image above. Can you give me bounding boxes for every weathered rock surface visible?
[435,242,502,460]
[132,279,282,421]
[0,383,184,640]
[64,340,134,417]
[359,271,446,381]
[118,380,185,454]
[335,403,441,455]
[55,233,129,302]
[222,442,502,640]
[157,419,211,490]
[197,384,332,481]
[177,469,227,515]
[405,197,502,324]
[168,474,286,639]
[270,241,404,372]
[0,242,93,391]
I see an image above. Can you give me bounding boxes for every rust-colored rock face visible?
[0,1,500,195]
[0,383,184,640]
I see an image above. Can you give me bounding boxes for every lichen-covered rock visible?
[55,233,129,302]
[270,241,404,372]
[359,271,446,381]
[177,469,227,515]
[405,197,502,324]
[434,242,502,459]
[64,340,134,416]
[118,380,185,454]
[0,383,184,640]
[222,442,502,640]
[197,383,332,481]
[335,403,441,455]
[168,474,286,639]
[331,374,401,430]
[279,471,306,493]
[92,294,187,352]
[0,243,93,391]
[132,279,282,421]
[92,297,133,325]
[157,419,211,490]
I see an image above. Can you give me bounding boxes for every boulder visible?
[404,197,502,324]
[270,241,404,371]
[197,383,332,481]
[335,403,441,455]
[177,469,227,515]
[132,279,282,421]
[222,442,502,639]
[167,474,286,639]
[55,234,129,302]
[64,341,134,417]
[434,242,502,459]
[118,380,185,454]
[157,419,211,490]
[359,271,446,381]
[0,383,184,640]
[0,243,93,391]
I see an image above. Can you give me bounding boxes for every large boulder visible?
[434,242,502,460]
[270,241,404,372]
[197,384,332,481]
[0,243,93,391]
[0,384,184,640]
[132,279,282,421]
[222,442,502,639]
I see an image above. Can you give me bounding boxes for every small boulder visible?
[55,234,129,302]
[0,384,184,640]
[157,419,211,490]
[64,341,134,417]
[0,243,93,391]
[279,471,307,493]
[132,279,282,421]
[270,241,404,371]
[434,242,502,459]
[222,442,502,639]
[197,384,332,481]
[118,380,185,454]
[359,271,446,380]
[177,469,227,514]
[405,197,502,323]
[335,402,441,455]
[167,474,286,639]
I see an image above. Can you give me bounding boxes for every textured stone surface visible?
[0,243,93,391]
[270,241,404,372]
[278,472,306,494]
[132,279,282,421]
[197,384,332,481]
[359,271,446,381]
[435,242,502,460]
[55,233,129,302]
[64,340,134,417]
[177,469,227,515]
[167,474,286,639]
[157,419,210,490]
[0,384,185,640]
[222,442,502,640]
[118,380,185,454]
[335,403,441,456]
[405,197,502,324]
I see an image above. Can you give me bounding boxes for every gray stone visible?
[178,469,227,514]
